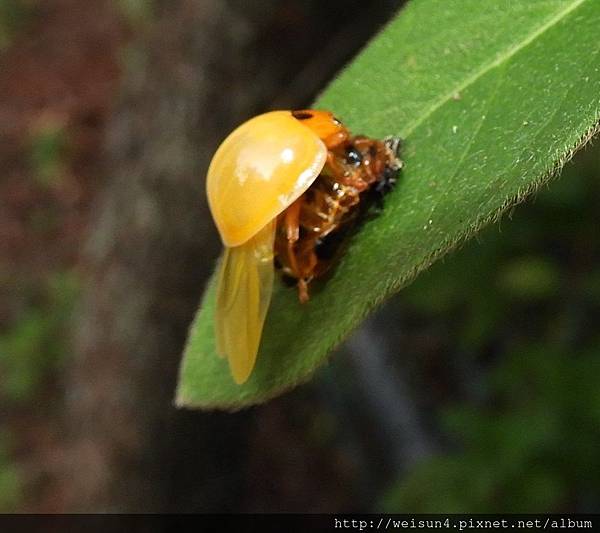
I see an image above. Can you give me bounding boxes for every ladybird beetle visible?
[207,110,401,383]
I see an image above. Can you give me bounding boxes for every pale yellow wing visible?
[215,221,276,384]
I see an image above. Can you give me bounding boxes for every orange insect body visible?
[276,111,401,302]
[207,109,401,383]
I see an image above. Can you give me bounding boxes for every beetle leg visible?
[280,198,314,302]
[297,278,309,304]
[284,199,301,242]
[282,199,301,277]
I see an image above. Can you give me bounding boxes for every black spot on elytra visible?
[292,110,313,120]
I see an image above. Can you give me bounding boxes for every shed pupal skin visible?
[207,110,345,384]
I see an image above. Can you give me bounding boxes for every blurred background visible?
[1,0,599,513]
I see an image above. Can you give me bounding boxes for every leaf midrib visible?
[402,0,587,138]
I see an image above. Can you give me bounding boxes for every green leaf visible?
[177,0,600,409]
